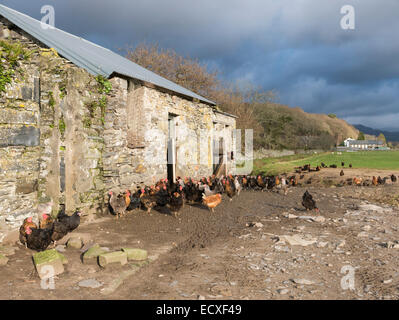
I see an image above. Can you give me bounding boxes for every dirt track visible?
[0,168,399,300]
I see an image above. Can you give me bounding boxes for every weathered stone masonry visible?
[103,78,236,191]
[0,17,236,241]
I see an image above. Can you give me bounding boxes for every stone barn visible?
[0,5,236,240]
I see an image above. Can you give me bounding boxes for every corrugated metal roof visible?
[0,4,215,105]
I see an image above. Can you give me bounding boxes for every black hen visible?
[184,180,197,203]
[57,207,81,233]
[391,175,397,183]
[25,225,53,252]
[127,188,142,211]
[302,190,318,211]
[169,186,184,217]
[156,185,170,207]
[51,220,70,242]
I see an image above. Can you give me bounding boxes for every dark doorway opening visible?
[167,114,177,182]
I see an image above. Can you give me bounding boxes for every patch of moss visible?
[58,79,68,99]
[99,96,107,108]
[33,249,64,265]
[95,75,112,94]
[0,40,33,93]
[48,91,55,108]
[59,116,66,136]
[51,66,63,75]
[0,39,32,64]
[0,65,13,93]
[99,96,107,116]
[83,116,92,128]
[85,101,98,117]
[59,87,67,100]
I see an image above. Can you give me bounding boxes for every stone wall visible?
[0,18,106,239]
[0,18,41,239]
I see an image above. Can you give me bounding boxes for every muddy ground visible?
[0,168,399,300]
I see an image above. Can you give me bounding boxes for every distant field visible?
[252,150,399,175]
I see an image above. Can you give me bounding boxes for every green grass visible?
[252,150,399,175]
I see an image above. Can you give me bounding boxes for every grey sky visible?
[1,0,398,130]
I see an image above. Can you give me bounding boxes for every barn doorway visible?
[167,114,177,182]
[213,136,226,177]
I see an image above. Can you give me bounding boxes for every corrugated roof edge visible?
[0,5,111,77]
[0,4,222,108]
[214,109,238,119]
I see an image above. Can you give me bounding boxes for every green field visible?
[252,150,399,175]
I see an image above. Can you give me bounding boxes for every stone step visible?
[98,251,128,267]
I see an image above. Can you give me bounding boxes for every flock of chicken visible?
[107,173,317,220]
[296,162,398,187]
[19,161,397,252]
[19,205,81,252]
[108,161,398,219]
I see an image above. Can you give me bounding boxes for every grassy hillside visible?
[253,150,399,175]
[254,104,359,150]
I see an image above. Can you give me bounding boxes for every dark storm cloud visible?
[1,0,398,130]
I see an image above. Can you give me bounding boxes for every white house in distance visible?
[344,138,384,150]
